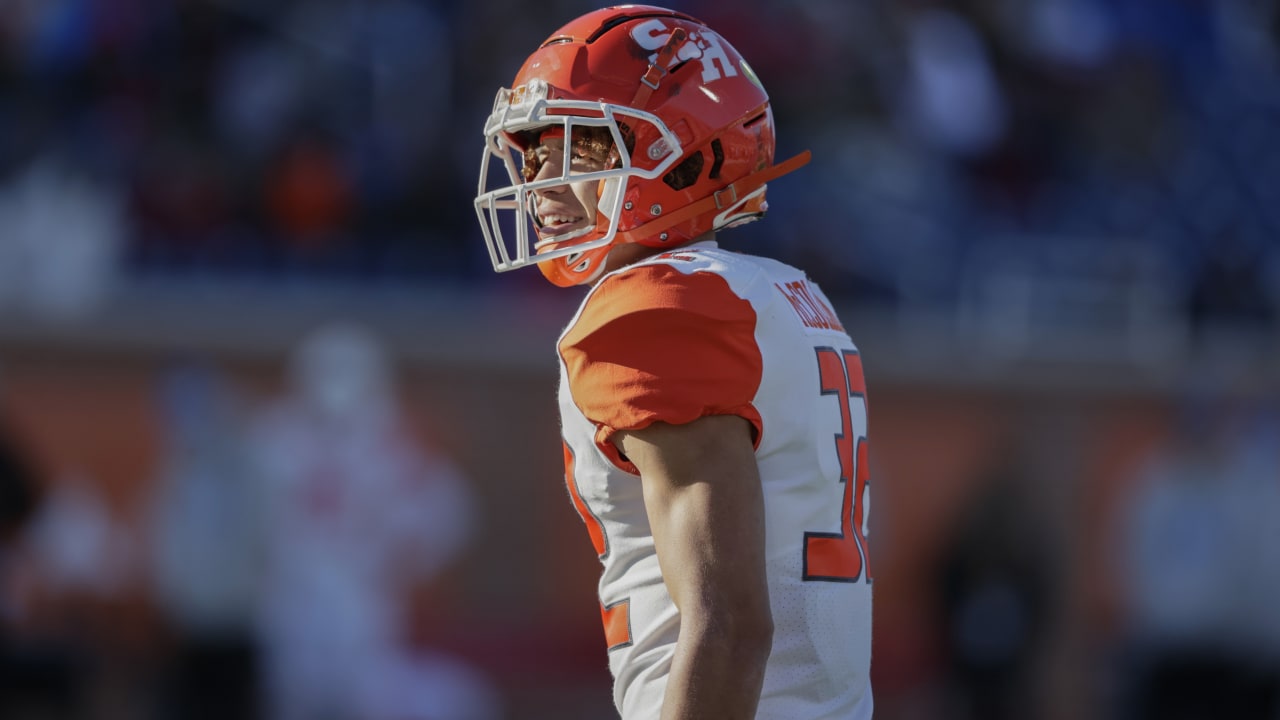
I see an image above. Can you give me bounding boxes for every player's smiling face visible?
[527,133,608,246]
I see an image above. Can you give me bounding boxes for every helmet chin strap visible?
[631,27,689,110]
[615,150,812,246]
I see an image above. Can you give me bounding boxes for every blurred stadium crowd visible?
[0,0,1277,327]
[1,1,1280,720]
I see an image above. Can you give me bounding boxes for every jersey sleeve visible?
[559,263,763,472]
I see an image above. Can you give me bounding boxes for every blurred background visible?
[0,0,1278,718]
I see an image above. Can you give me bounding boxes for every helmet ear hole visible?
[663,152,704,191]
[708,140,725,180]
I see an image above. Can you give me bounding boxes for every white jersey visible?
[556,242,873,719]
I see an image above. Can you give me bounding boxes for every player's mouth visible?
[535,214,589,245]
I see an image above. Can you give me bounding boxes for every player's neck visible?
[595,232,718,282]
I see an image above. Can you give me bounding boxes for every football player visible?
[475,6,874,718]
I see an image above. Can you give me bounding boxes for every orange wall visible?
[0,352,1180,718]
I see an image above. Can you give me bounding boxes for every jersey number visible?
[563,442,633,651]
[803,347,873,583]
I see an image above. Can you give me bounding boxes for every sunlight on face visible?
[523,129,614,243]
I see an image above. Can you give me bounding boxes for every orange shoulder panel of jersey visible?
[560,263,763,473]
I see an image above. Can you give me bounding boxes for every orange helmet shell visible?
[475,5,781,286]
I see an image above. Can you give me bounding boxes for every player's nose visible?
[531,160,569,197]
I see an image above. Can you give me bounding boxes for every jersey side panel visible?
[745,253,874,720]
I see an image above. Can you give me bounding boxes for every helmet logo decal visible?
[630,19,738,84]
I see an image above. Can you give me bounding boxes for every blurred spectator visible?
[5,467,141,720]
[896,7,1008,160]
[212,34,305,163]
[21,470,136,614]
[0,0,1275,335]
[246,322,500,720]
[1018,0,1118,71]
[0,413,39,561]
[1185,225,1277,336]
[934,457,1058,720]
[147,362,263,720]
[0,156,126,318]
[264,127,355,260]
[0,401,48,718]
[129,133,238,272]
[1113,393,1280,720]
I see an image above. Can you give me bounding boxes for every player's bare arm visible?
[616,414,773,720]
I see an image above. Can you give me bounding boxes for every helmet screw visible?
[650,204,662,216]
[624,201,633,211]
[648,141,667,160]
[660,232,669,241]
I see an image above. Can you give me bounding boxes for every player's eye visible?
[569,143,606,169]
[521,145,557,181]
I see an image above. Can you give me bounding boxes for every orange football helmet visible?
[474,4,810,287]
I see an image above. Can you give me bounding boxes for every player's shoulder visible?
[635,246,850,340]
[630,242,775,283]
[592,243,793,307]
[561,246,763,347]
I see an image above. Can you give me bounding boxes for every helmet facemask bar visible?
[475,81,685,275]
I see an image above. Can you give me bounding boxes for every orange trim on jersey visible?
[560,264,764,473]
[601,598,632,651]
[563,441,607,557]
